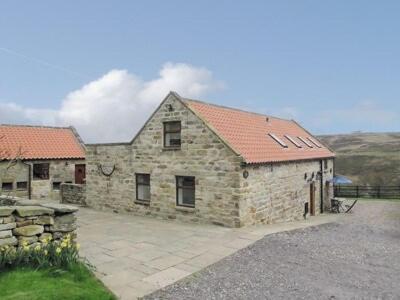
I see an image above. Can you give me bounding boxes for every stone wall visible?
[85,93,243,227]
[0,196,78,248]
[85,93,335,228]
[0,159,85,201]
[61,183,86,206]
[30,159,84,200]
[239,158,335,226]
[0,161,30,198]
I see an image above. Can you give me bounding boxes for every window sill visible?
[162,147,181,152]
[175,205,195,213]
[134,200,150,206]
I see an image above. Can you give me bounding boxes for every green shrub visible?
[0,234,80,270]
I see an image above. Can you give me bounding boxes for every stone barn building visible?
[86,92,335,227]
[0,125,86,200]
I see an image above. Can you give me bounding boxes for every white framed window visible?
[307,137,322,148]
[284,135,302,148]
[136,174,150,202]
[164,121,181,148]
[268,133,288,148]
[176,176,195,207]
[298,136,314,148]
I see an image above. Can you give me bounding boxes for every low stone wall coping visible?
[0,194,78,249]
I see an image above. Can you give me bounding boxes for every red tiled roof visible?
[0,125,85,160]
[184,99,334,164]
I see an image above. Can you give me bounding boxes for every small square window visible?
[17,182,28,190]
[164,121,181,148]
[52,182,61,190]
[33,163,49,180]
[2,182,13,191]
[176,176,195,208]
[136,174,150,202]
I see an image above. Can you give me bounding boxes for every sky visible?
[1,1,399,142]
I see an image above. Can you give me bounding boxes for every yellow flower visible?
[76,243,80,250]
[61,242,67,248]
[56,247,62,254]
[4,245,9,250]
[44,250,48,256]
[34,245,41,251]
[22,241,28,247]
[23,246,30,251]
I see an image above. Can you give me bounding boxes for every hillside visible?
[318,132,400,186]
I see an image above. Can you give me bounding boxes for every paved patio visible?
[77,208,342,299]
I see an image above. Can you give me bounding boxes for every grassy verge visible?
[0,262,116,300]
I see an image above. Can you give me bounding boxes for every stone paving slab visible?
[77,208,343,299]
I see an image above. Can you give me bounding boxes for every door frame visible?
[310,182,316,216]
[74,164,86,184]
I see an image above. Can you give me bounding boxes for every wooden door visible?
[75,164,86,184]
[310,182,316,216]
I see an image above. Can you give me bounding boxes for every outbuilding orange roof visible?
[0,125,85,160]
[184,99,334,164]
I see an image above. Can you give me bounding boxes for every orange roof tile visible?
[0,125,85,160]
[184,99,334,164]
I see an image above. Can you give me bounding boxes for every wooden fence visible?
[334,185,400,199]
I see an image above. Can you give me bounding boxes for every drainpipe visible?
[22,161,31,199]
[319,160,323,213]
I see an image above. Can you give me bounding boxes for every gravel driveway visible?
[144,201,400,299]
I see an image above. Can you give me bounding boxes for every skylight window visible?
[297,136,314,148]
[284,135,302,148]
[307,137,322,148]
[268,133,288,148]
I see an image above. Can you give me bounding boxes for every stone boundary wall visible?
[0,195,78,249]
[60,183,86,206]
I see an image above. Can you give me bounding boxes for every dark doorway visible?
[75,164,86,184]
[310,182,316,216]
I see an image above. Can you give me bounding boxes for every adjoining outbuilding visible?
[85,92,335,227]
[0,125,86,200]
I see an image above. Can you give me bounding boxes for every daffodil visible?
[56,247,62,254]
[44,250,48,256]
[61,242,67,248]
[34,245,41,251]
[23,246,30,251]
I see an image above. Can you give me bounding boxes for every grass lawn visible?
[0,263,116,300]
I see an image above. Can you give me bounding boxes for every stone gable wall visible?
[85,94,243,227]
[239,158,334,225]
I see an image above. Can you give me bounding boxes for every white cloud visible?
[0,63,224,143]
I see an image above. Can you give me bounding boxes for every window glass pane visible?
[2,182,13,190]
[165,132,181,147]
[182,188,195,206]
[53,182,61,190]
[33,163,49,180]
[138,185,150,201]
[182,177,195,187]
[165,122,181,131]
[17,182,27,190]
[137,174,150,184]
